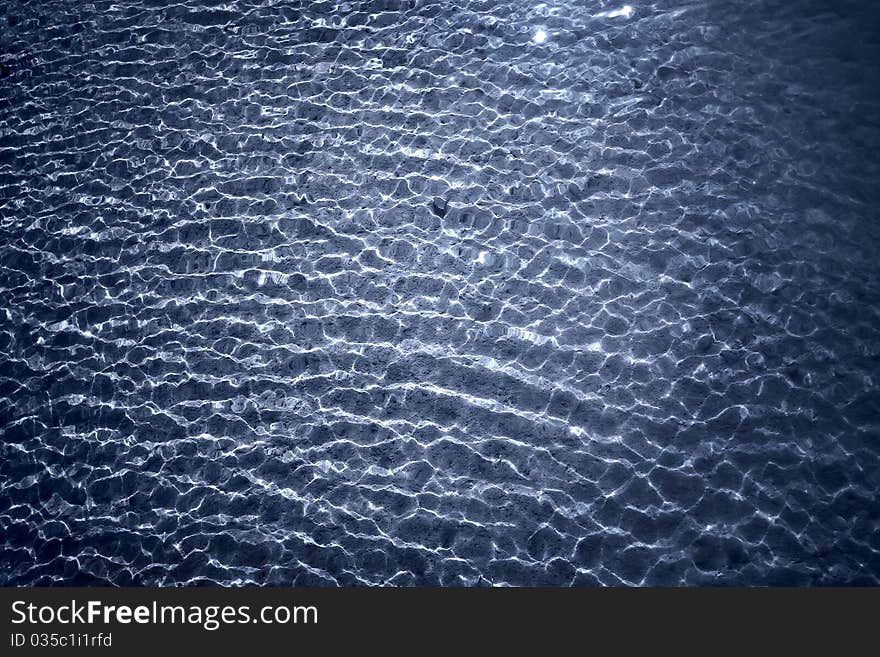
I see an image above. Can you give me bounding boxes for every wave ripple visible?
[1,0,879,585]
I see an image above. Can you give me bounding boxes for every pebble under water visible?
[1,0,879,586]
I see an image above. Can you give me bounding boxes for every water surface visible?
[1,0,879,585]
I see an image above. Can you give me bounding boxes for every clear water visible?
[1,0,879,585]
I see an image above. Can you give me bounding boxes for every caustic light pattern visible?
[0,0,879,586]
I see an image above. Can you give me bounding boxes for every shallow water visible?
[1,0,879,585]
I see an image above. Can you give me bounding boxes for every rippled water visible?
[1,0,879,586]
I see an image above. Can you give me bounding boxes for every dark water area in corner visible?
[1,0,879,586]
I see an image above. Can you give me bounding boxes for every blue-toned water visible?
[1,0,879,586]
